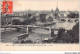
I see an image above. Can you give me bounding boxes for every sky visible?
[13,0,79,11]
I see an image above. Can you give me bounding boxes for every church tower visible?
[55,2,59,19]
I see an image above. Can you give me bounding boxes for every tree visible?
[12,19,21,25]
[40,14,46,22]
[71,22,79,43]
[67,13,79,18]
[51,29,54,37]
[31,16,36,23]
[23,17,36,25]
[55,22,79,43]
[47,16,53,22]
[60,30,73,43]
[62,22,79,43]
[57,28,65,37]
[23,19,31,25]
[55,28,65,42]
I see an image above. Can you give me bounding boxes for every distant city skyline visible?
[13,0,79,11]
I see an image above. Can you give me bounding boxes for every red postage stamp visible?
[2,1,13,14]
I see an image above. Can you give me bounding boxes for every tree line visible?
[54,22,79,43]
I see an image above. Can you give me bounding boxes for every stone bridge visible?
[57,18,79,23]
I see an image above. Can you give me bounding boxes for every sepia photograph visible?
[0,0,79,44]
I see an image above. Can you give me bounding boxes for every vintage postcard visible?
[0,0,79,51]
